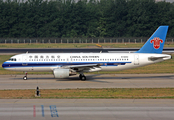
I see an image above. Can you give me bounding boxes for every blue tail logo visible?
[136,26,168,54]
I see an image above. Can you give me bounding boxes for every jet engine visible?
[53,69,76,78]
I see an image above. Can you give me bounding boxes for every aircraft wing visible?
[69,64,99,68]
[63,64,99,69]
[62,64,101,72]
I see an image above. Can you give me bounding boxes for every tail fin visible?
[136,26,168,54]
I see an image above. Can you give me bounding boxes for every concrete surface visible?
[0,99,174,120]
[0,74,174,89]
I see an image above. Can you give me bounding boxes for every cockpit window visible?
[8,58,16,61]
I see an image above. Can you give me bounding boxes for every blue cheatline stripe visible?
[41,105,44,117]
[50,105,59,117]
[2,62,131,68]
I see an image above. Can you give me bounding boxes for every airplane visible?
[2,26,171,81]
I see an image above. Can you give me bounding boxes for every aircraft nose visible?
[2,62,7,69]
[2,62,5,68]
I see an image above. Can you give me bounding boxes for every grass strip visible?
[0,88,174,99]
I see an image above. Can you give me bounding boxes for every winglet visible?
[136,26,168,54]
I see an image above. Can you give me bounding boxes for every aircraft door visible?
[134,55,139,65]
[22,55,28,66]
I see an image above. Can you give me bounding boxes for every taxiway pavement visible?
[0,74,174,89]
[0,99,174,120]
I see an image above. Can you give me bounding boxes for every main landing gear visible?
[23,72,27,80]
[79,74,86,81]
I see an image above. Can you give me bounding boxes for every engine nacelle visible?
[53,69,69,78]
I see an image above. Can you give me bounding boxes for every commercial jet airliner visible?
[2,26,171,81]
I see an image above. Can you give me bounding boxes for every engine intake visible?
[53,69,69,78]
[53,69,76,78]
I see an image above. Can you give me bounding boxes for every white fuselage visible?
[2,53,171,72]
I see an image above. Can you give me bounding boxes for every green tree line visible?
[0,0,174,38]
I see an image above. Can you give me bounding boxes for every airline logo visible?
[150,37,163,49]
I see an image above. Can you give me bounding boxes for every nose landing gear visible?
[23,72,27,80]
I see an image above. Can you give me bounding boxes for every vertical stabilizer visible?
[136,26,168,54]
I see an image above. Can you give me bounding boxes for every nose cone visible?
[2,62,7,69]
[2,62,5,68]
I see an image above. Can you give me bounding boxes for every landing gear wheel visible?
[23,72,28,80]
[81,76,86,81]
[79,74,86,81]
[79,74,82,78]
[23,76,27,80]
